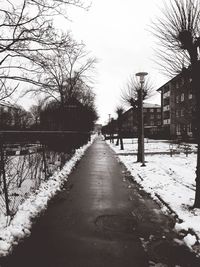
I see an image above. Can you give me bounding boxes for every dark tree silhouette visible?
[39,97,98,150]
[153,0,200,208]
[121,74,154,162]
[40,98,97,132]
[115,106,124,150]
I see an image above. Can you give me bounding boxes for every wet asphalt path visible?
[1,137,148,267]
[1,137,200,267]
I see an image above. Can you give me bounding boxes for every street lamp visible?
[136,72,148,167]
[108,114,111,143]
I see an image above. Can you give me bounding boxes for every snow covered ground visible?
[109,137,197,154]
[107,138,200,252]
[0,149,70,216]
[0,137,95,257]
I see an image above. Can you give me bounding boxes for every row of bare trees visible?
[0,104,33,129]
[108,0,200,209]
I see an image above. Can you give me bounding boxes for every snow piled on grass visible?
[107,139,200,252]
[0,137,95,257]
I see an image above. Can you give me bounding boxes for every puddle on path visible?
[95,214,137,234]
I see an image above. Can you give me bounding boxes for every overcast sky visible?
[56,0,169,125]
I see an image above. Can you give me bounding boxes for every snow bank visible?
[0,136,95,257]
[183,233,197,248]
[107,139,200,252]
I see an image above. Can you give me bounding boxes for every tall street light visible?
[108,114,111,143]
[136,72,148,167]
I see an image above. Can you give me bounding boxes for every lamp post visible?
[108,114,111,143]
[136,72,148,167]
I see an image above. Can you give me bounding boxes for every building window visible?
[143,109,147,113]
[181,109,184,116]
[157,114,161,119]
[164,98,169,106]
[150,114,154,119]
[164,119,170,125]
[187,123,192,134]
[164,85,170,93]
[176,82,179,89]
[150,121,154,126]
[150,109,154,112]
[176,124,181,135]
[163,91,170,98]
[163,105,169,111]
[189,92,193,99]
[181,93,184,102]
[176,96,179,103]
[176,110,179,117]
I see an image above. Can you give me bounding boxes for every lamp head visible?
[136,72,148,84]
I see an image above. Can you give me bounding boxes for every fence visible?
[0,131,90,218]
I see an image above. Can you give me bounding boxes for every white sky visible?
[56,0,169,124]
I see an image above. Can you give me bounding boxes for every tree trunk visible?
[42,145,48,181]
[116,117,120,146]
[137,90,142,162]
[193,61,200,208]
[0,141,10,216]
[116,137,119,146]
[119,116,124,150]
[194,144,200,207]
[119,135,124,150]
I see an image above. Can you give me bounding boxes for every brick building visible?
[157,72,196,140]
[121,103,162,138]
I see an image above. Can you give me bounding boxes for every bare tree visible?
[152,0,200,76]
[25,36,97,107]
[13,105,33,129]
[153,0,200,208]
[121,74,154,162]
[115,106,124,150]
[0,0,87,100]
[122,75,154,107]
[29,98,45,128]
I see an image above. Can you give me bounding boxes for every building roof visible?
[156,67,193,92]
[156,66,194,92]
[156,73,182,92]
[123,103,161,116]
[143,102,161,108]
